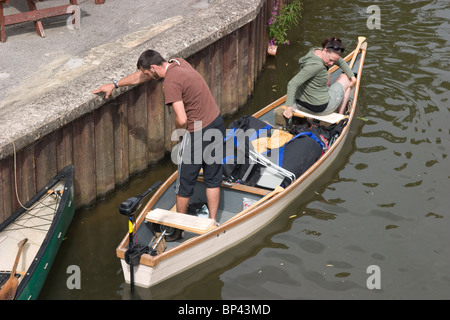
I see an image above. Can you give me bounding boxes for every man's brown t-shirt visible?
[163,59,220,132]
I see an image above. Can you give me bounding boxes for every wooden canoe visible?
[116,41,368,289]
[0,165,75,300]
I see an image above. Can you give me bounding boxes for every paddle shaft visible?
[0,238,28,300]
[348,36,366,69]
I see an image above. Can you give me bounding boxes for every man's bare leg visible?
[206,187,220,224]
[176,194,190,214]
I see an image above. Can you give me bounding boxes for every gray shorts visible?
[293,81,345,116]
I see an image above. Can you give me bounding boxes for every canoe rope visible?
[1,137,63,231]
[6,191,62,232]
[2,137,32,210]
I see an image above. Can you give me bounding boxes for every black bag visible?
[263,130,324,187]
[222,116,272,185]
[289,118,348,147]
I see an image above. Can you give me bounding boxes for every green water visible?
[40,0,450,300]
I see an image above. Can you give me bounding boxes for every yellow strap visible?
[128,220,134,234]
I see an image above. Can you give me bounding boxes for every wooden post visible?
[247,18,256,98]
[221,31,238,116]
[72,112,96,207]
[209,40,223,113]
[147,81,165,163]
[34,132,57,192]
[0,157,13,222]
[238,23,250,108]
[188,45,211,87]
[15,145,35,212]
[127,85,148,174]
[254,6,263,82]
[113,97,129,186]
[55,123,74,174]
[94,103,115,198]
[261,1,269,67]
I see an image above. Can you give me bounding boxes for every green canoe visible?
[0,165,75,300]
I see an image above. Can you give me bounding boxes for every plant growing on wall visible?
[268,0,302,50]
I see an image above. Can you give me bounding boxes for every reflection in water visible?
[40,0,450,299]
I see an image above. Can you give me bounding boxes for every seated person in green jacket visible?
[283,37,357,118]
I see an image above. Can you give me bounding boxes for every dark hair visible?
[321,37,345,55]
[136,50,166,69]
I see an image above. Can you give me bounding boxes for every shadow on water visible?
[40,0,450,299]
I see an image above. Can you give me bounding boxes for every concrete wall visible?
[0,0,273,223]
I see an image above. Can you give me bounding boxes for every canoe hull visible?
[17,187,74,300]
[117,41,367,289]
[119,120,349,288]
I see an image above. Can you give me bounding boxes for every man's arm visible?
[171,101,187,129]
[92,70,152,99]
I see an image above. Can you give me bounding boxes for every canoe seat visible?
[276,106,346,124]
[145,208,216,234]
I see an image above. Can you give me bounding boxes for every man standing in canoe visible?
[283,37,357,119]
[93,50,224,232]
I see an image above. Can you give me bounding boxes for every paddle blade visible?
[0,238,28,300]
[349,36,366,68]
[0,275,19,300]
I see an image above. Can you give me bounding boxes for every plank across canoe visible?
[146,208,216,234]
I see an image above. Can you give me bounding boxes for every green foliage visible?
[268,0,303,46]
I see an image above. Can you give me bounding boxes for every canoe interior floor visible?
[0,181,66,272]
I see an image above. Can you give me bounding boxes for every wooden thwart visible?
[145,208,216,234]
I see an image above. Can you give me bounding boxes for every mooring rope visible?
[0,137,63,213]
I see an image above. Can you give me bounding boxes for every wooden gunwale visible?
[116,42,367,269]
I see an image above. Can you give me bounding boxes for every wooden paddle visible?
[0,238,28,300]
[348,36,366,69]
[230,185,284,221]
